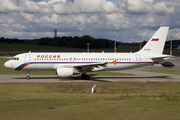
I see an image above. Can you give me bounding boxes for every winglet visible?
[111,60,117,65]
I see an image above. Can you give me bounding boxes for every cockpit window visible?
[11,57,19,61]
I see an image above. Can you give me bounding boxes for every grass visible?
[0,82,180,120]
[143,69,180,75]
[163,49,180,56]
[0,57,129,76]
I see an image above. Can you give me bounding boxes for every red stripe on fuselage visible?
[17,64,29,71]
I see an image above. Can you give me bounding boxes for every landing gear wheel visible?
[81,73,86,78]
[26,71,30,80]
[84,75,89,80]
[26,75,30,79]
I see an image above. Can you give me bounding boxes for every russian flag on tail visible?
[151,38,159,41]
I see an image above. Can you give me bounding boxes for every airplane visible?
[4,27,171,80]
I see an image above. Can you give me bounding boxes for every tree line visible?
[0,36,179,49]
[0,35,114,49]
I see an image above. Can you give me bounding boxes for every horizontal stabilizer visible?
[151,55,172,61]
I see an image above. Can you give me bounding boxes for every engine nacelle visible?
[56,67,79,77]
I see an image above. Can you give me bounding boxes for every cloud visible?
[0,0,21,13]
[0,18,26,32]
[138,29,156,39]
[0,0,180,41]
[153,1,174,15]
[144,0,153,2]
[21,12,39,23]
[134,17,156,28]
[7,19,16,24]
[19,0,43,13]
[39,14,101,31]
[52,0,117,14]
[105,13,130,30]
[0,19,3,23]
[48,0,74,4]
[31,0,44,2]
[118,0,153,15]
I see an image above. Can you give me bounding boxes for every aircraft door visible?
[73,57,76,62]
[69,57,72,62]
[25,54,30,64]
[136,54,141,64]
[69,57,76,62]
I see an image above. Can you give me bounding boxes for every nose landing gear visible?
[26,71,30,79]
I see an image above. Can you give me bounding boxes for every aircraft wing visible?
[73,60,117,71]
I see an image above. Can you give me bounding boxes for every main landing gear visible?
[26,71,30,79]
[81,73,89,80]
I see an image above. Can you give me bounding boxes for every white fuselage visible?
[4,52,156,72]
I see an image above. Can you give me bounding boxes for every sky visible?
[0,0,179,42]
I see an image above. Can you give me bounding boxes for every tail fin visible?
[138,27,169,54]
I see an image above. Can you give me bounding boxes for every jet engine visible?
[56,67,80,77]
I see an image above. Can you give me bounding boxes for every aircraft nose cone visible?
[4,61,12,69]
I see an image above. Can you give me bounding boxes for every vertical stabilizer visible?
[138,27,169,54]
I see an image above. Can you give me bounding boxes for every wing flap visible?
[73,60,117,71]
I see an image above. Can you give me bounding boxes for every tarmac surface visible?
[0,57,180,83]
